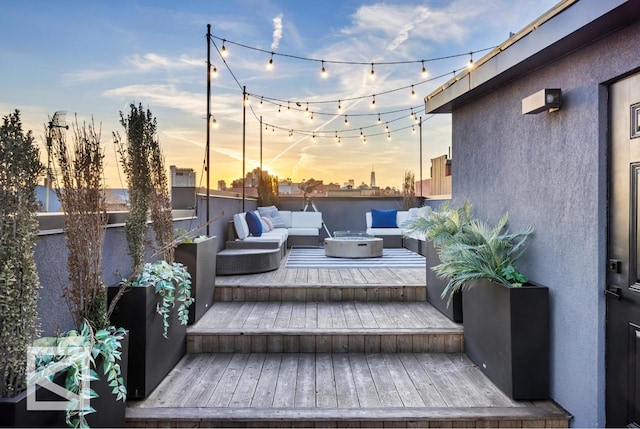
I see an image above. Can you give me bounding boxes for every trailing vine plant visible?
[0,109,43,398]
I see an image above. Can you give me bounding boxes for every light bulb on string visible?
[344,115,349,126]
[377,114,381,124]
[221,40,228,57]
[409,108,414,119]
[212,117,219,129]
[360,128,364,139]
[278,105,281,114]
[312,132,316,142]
[421,60,427,78]
[309,112,314,123]
[272,126,275,133]
[412,125,416,134]
[414,114,420,123]
[259,97,263,108]
[287,102,291,113]
[387,132,391,141]
[210,65,218,78]
[338,136,341,145]
[321,60,327,78]
[467,52,474,70]
[244,94,250,106]
[370,63,375,80]
[337,100,342,113]
[335,131,338,140]
[266,53,274,70]
[288,130,293,140]
[305,102,309,117]
[370,95,376,109]
[411,85,416,98]
[385,123,389,132]
[363,136,367,144]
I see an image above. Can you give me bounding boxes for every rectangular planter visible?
[425,240,463,323]
[107,284,186,399]
[463,279,549,400]
[174,236,217,325]
[0,334,128,428]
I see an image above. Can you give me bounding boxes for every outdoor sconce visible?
[522,88,561,114]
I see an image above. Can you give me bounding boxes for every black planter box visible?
[0,334,128,428]
[425,240,463,323]
[107,284,186,399]
[175,236,217,325]
[463,279,549,400]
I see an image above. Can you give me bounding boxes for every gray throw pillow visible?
[257,205,286,228]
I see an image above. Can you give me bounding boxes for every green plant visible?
[29,322,127,428]
[131,260,193,338]
[257,169,280,207]
[149,134,174,263]
[0,109,43,398]
[113,103,155,273]
[404,199,473,248]
[434,213,533,304]
[402,170,417,210]
[175,227,207,244]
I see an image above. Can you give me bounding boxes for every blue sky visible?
[0,0,558,189]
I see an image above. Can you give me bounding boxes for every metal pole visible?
[242,86,246,212]
[419,116,423,199]
[205,24,211,236]
[260,115,263,178]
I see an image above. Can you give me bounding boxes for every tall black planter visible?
[0,335,129,428]
[175,236,217,325]
[425,240,463,322]
[463,279,549,400]
[107,285,186,399]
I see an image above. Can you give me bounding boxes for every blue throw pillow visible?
[371,209,397,228]
[245,211,263,237]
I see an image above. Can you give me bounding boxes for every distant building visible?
[415,154,452,197]
[218,180,226,191]
[170,165,196,209]
[370,167,376,188]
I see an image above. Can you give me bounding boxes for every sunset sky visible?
[0,0,558,190]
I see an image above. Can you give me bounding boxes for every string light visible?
[360,128,364,139]
[266,53,274,70]
[370,95,376,109]
[305,102,309,116]
[312,132,316,142]
[421,60,427,78]
[259,96,264,107]
[321,60,327,78]
[309,112,314,122]
[272,126,275,133]
[344,115,349,126]
[377,114,381,124]
[244,94,250,106]
[278,105,281,114]
[411,85,416,98]
[337,100,342,113]
[338,136,341,145]
[467,52,474,70]
[212,117,219,129]
[288,130,293,140]
[370,63,375,80]
[363,136,367,144]
[221,40,228,57]
[409,108,414,119]
[385,123,389,132]
[210,65,218,78]
[387,132,391,141]
[412,125,416,134]
[287,102,291,112]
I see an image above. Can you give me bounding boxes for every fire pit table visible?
[324,231,383,259]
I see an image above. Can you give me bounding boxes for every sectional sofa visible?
[365,207,426,251]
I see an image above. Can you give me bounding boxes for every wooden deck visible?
[127,251,570,427]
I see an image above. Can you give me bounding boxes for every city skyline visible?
[1,0,558,189]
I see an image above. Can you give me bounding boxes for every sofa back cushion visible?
[291,211,322,228]
[233,213,250,239]
[278,211,293,228]
[246,211,263,237]
[257,205,286,228]
[371,209,398,228]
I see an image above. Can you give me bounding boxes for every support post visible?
[242,86,246,212]
[205,24,211,235]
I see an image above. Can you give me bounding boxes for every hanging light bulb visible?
[265,123,268,130]
[287,101,291,113]
[411,85,416,98]
[244,94,250,106]
[267,53,274,70]
[467,52,474,70]
[344,115,349,126]
[321,60,327,78]
[278,105,282,114]
[221,40,228,57]
[309,112,314,122]
[360,128,364,139]
[409,108,414,119]
[421,60,427,78]
[211,65,218,78]
[337,100,342,113]
[415,114,420,123]
[412,125,416,134]
[370,95,376,109]
[377,114,381,124]
[212,117,219,129]
[363,136,367,144]
[387,132,391,141]
[305,102,309,116]
[259,96,264,108]
[385,123,389,132]
[370,63,375,80]
[312,132,316,142]
[288,130,293,140]
[338,136,341,145]
[272,126,275,133]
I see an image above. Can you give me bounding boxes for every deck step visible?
[187,301,462,353]
[126,352,570,428]
[214,284,427,302]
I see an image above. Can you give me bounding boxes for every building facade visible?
[425,1,640,426]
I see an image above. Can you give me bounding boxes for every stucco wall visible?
[449,20,640,427]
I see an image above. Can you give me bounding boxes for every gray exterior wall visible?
[449,19,640,427]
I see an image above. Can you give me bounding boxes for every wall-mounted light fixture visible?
[522,88,561,114]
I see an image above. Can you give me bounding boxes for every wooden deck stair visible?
[126,264,570,428]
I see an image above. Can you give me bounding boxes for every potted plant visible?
[404,200,472,322]
[0,109,55,427]
[42,115,128,427]
[174,228,216,325]
[108,103,192,399]
[434,213,549,400]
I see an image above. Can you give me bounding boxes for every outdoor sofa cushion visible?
[371,209,398,228]
[246,211,263,237]
[258,205,286,228]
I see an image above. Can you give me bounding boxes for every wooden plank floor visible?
[190,301,460,332]
[131,352,521,409]
[216,251,426,287]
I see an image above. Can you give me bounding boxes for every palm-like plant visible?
[404,199,473,247]
[434,213,533,304]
